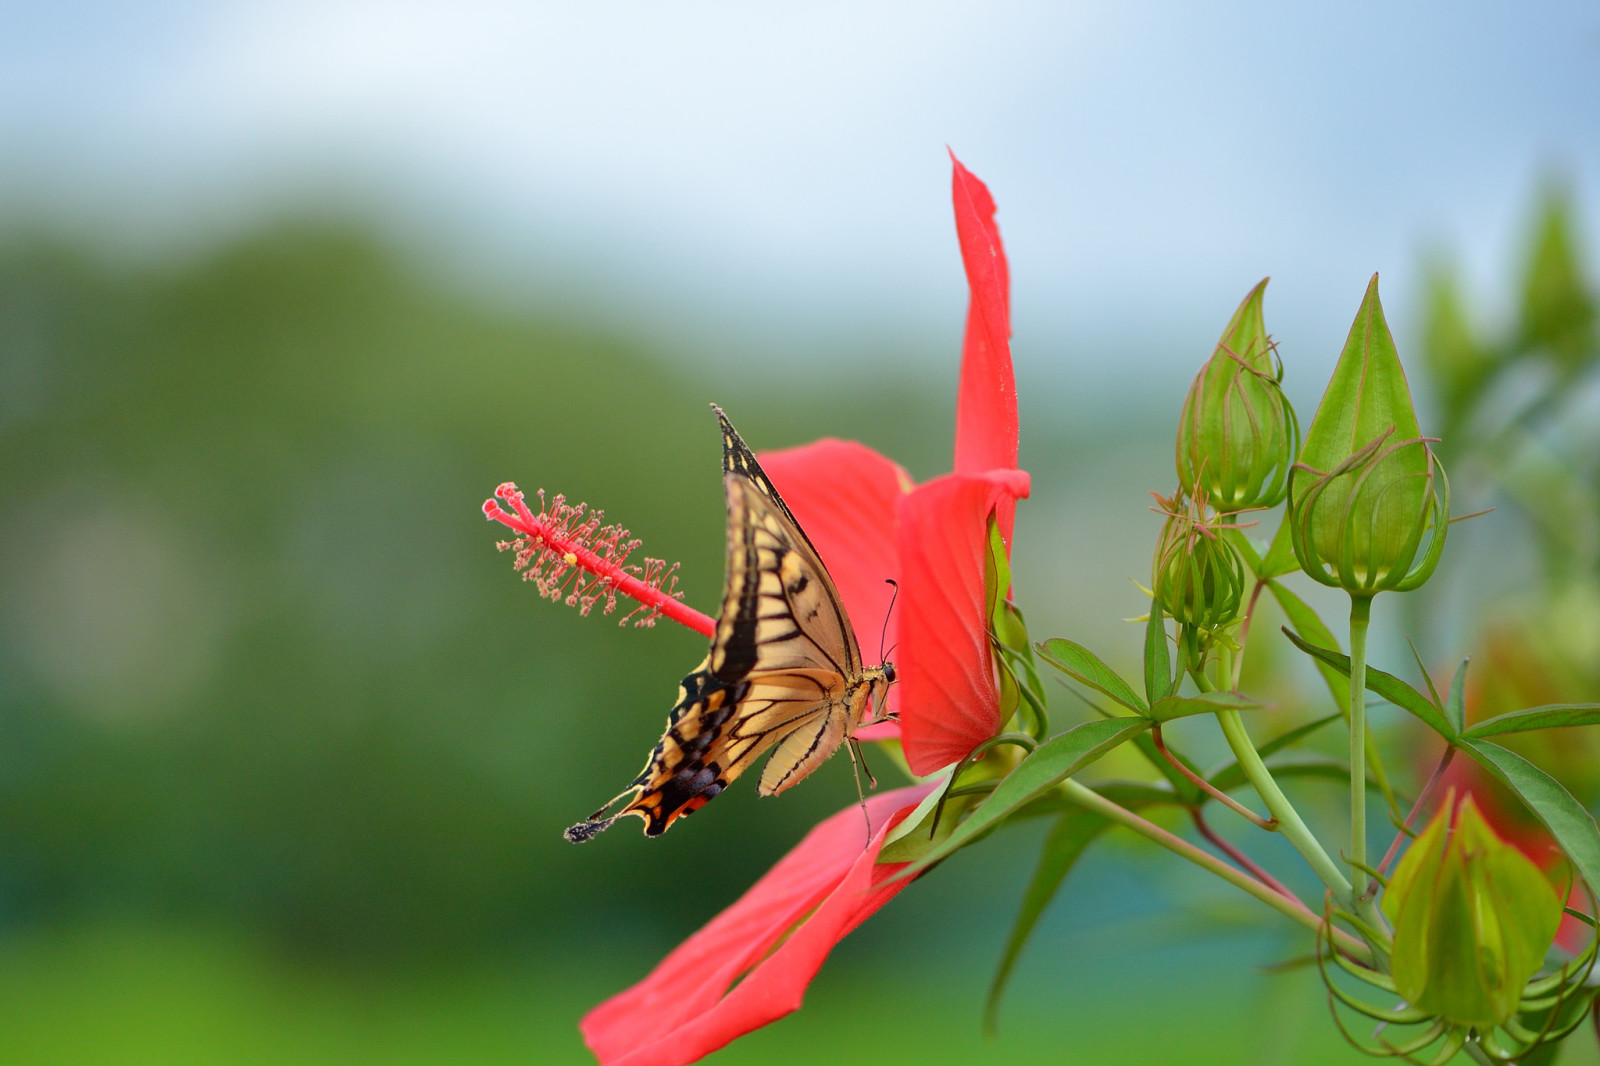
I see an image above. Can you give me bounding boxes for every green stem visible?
[1214,706,1353,901]
[1060,779,1373,963]
[1348,595,1372,891]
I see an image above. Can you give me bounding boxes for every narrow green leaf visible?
[1204,713,1340,792]
[1460,739,1600,897]
[1012,779,1180,821]
[1445,658,1469,735]
[1037,639,1147,714]
[1258,712,1343,760]
[1143,605,1174,704]
[1280,628,1457,740]
[889,718,1151,882]
[984,810,1111,1034]
[1148,690,1264,722]
[1463,704,1600,740]
[1266,580,1350,714]
[1256,517,1299,579]
[1210,754,1371,795]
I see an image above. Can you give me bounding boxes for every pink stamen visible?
[483,483,715,637]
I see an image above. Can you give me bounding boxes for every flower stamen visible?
[483,482,715,636]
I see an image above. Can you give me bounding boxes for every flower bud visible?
[1290,276,1450,596]
[1152,497,1246,630]
[1176,279,1300,512]
[1382,791,1562,1028]
[1288,429,1448,596]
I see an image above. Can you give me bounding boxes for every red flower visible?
[759,150,1029,774]
[582,784,933,1066]
[579,153,1029,1066]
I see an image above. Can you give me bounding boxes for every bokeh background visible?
[2,3,1598,1063]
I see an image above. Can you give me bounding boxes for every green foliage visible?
[984,809,1110,1035]
[1036,639,1147,714]
[888,718,1151,883]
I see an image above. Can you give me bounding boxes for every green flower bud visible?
[1176,279,1300,512]
[1383,791,1562,1029]
[1289,276,1450,596]
[1152,496,1246,630]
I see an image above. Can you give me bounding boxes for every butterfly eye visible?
[883,663,897,684]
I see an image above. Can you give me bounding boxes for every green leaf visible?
[1280,628,1457,740]
[1267,581,1350,715]
[1460,739,1600,896]
[1445,658,1469,735]
[984,810,1111,1034]
[1463,704,1600,740]
[1037,639,1147,714]
[1012,779,1180,821]
[1147,690,1264,722]
[1256,517,1299,580]
[1224,526,1262,573]
[1204,713,1340,792]
[1210,754,1369,795]
[1299,274,1424,475]
[1143,605,1174,704]
[889,718,1151,882]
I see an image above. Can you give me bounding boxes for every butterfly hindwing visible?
[563,409,891,843]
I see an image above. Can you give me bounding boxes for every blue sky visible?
[3,0,1597,394]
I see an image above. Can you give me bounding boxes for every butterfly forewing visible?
[563,409,888,843]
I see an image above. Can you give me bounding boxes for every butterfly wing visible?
[563,411,870,842]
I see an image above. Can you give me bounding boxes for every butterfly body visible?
[564,408,894,843]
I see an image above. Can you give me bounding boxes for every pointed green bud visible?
[1175,279,1300,513]
[1383,791,1562,1028]
[1519,183,1596,372]
[1288,276,1449,596]
[1151,494,1246,630]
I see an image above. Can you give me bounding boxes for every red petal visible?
[949,151,1017,485]
[580,785,933,1066]
[896,473,1016,776]
[759,438,909,664]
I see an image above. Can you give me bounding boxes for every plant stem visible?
[1348,595,1372,891]
[1214,706,1353,901]
[1060,779,1372,963]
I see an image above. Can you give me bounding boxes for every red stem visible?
[1191,807,1300,904]
[1153,726,1277,830]
[484,494,717,638]
[1375,744,1456,877]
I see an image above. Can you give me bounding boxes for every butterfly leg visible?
[844,737,875,842]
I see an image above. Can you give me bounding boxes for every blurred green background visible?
[0,197,1594,1065]
[3,3,1600,1064]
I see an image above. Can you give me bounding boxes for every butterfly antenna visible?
[878,579,899,664]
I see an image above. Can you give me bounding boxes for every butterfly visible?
[564,406,896,842]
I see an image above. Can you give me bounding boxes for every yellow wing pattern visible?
[563,408,893,842]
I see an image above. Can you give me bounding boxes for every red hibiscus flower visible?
[578,152,1030,1066]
